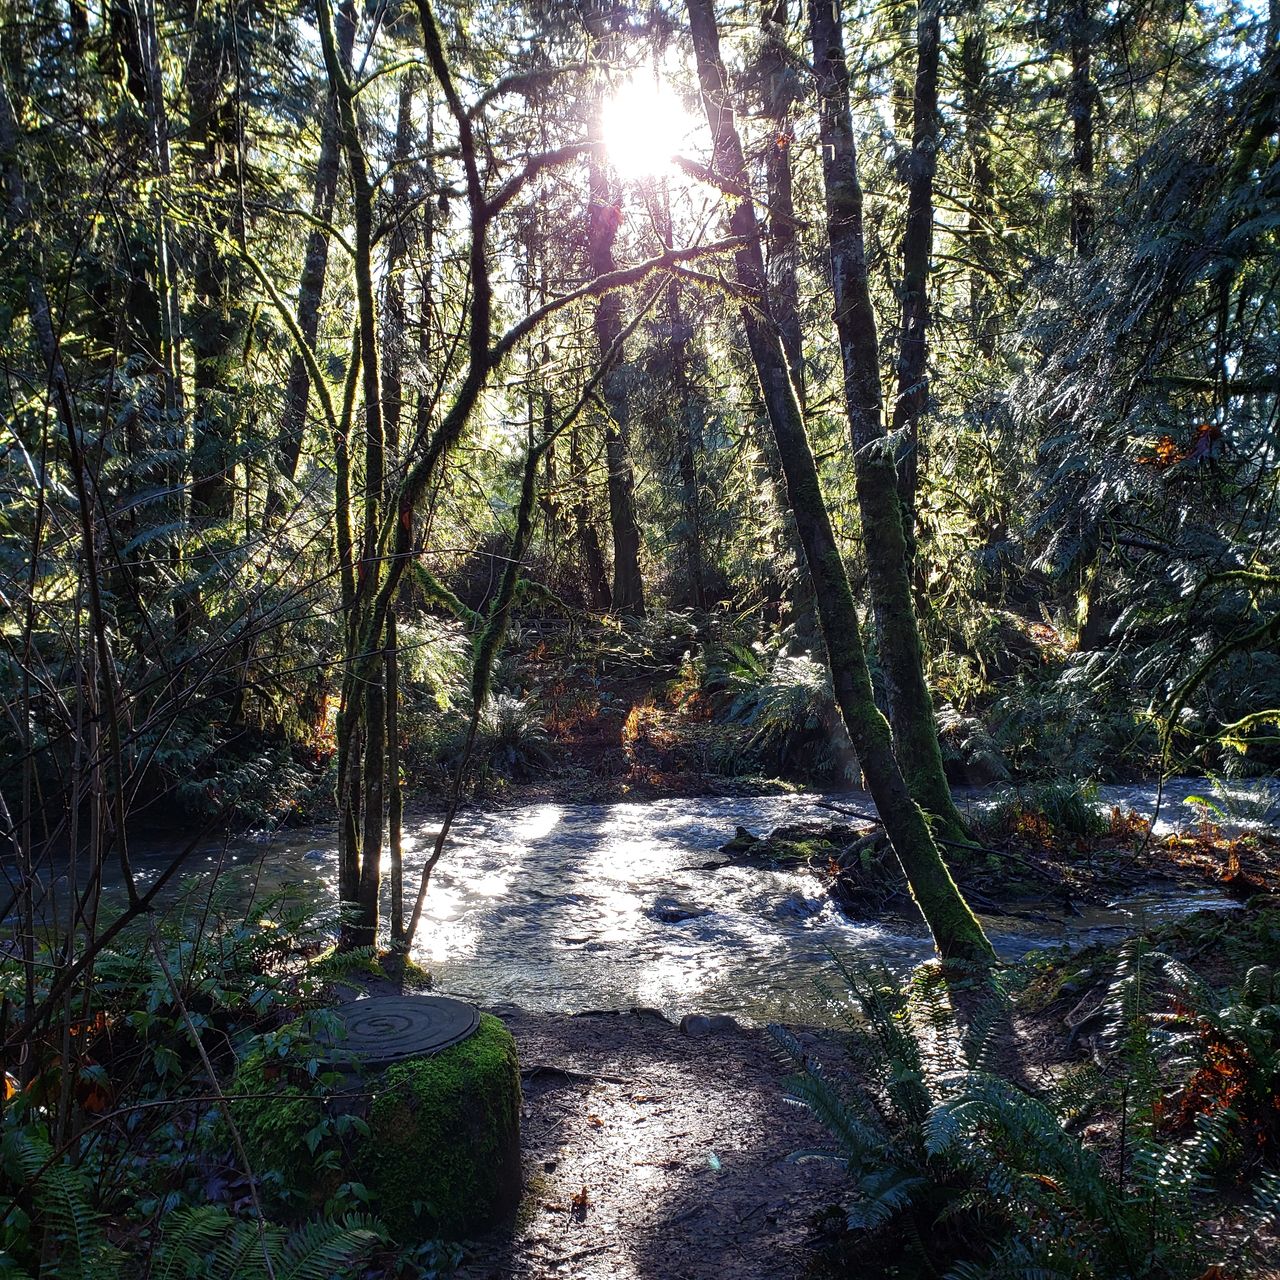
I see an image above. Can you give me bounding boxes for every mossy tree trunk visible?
[686,0,993,964]
[809,0,970,847]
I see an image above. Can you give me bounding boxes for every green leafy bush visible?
[979,779,1109,841]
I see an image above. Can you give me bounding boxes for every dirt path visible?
[457,1008,846,1280]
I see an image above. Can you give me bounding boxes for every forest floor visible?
[444,894,1280,1280]
[449,1008,847,1280]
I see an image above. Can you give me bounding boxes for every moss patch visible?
[226,1036,345,1210]
[358,1013,521,1240]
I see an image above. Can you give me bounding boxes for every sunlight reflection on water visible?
[111,779,1270,1027]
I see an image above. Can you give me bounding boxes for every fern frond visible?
[275,1214,385,1280]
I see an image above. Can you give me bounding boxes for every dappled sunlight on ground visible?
[457,1009,848,1280]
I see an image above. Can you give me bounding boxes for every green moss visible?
[227,1012,521,1239]
[227,1042,343,1208]
[358,1013,521,1240]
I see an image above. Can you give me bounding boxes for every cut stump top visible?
[318,995,480,1069]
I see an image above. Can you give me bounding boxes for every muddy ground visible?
[455,1008,847,1280]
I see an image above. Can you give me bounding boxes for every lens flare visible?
[601,74,692,180]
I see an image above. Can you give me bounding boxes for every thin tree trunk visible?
[318,0,386,946]
[760,0,805,406]
[584,12,645,617]
[571,425,613,610]
[810,0,970,846]
[686,0,991,963]
[383,75,414,944]
[669,279,707,611]
[275,0,356,484]
[890,0,939,521]
[1068,0,1095,257]
[759,0,819,643]
[960,19,996,358]
[188,5,243,522]
[651,181,707,611]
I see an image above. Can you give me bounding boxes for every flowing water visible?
[107,777,1278,1027]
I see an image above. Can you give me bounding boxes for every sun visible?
[601,74,693,180]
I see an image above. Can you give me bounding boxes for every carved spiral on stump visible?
[319,996,480,1068]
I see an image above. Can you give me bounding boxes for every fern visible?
[780,957,1278,1278]
[0,1128,385,1280]
[0,1128,116,1280]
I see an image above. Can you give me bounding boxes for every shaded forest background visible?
[1,0,1278,905]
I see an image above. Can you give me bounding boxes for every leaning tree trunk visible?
[275,0,356,485]
[809,0,970,846]
[686,0,992,963]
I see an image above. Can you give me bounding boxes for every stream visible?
[114,778,1276,1027]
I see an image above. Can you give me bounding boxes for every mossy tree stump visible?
[230,999,521,1241]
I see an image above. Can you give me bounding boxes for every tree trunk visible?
[187,5,243,523]
[686,0,991,963]
[960,19,996,358]
[570,425,613,610]
[319,0,385,947]
[383,75,413,944]
[1067,0,1095,257]
[760,0,805,406]
[275,0,356,484]
[650,180,707,611]
[759,0,819,644]
[890,0,939,522]
[810,0,970,846]
[584,12,645,617]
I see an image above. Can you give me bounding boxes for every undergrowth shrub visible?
[775,957,1280,1279]
[0,890,455,1278]
[979,779,1109,842]
[0,1124,386,1280]
[702,644,857,784]
[1104,942,1280,1173]
[474,693,553,779]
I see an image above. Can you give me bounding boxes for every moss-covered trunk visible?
[686,0,992,964]
[809,0,969,846]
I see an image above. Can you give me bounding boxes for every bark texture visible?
[275,0,356,483]
[686,0,992,963]
[810,0,970,846]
